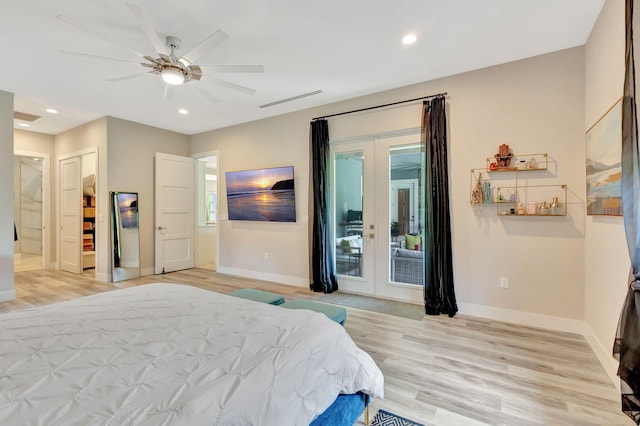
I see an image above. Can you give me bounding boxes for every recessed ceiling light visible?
[45,108,58,114]
[178,109,189,115]
[402,34,417,45]
[18,123,29,127]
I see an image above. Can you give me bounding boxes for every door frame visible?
[57,147,99,274]
[191,149,220,271]
[331,130,424,304]
[14,149,51,269]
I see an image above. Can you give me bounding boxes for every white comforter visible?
[0,283,383,425]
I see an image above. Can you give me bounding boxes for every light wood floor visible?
[3,268,632,425]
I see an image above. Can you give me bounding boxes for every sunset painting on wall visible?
[225,166,296,222]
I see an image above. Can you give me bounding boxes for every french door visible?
[331,132,425,303]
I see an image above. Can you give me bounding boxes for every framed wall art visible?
[585,98,622,216]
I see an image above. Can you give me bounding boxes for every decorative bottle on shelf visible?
[526,201,537,215]
[550,197,563,215]
[539,201,550,216]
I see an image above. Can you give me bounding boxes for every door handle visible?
[157,226,166,230]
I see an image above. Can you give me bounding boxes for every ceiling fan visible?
[57,3,264,101]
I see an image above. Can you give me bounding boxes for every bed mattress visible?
[0,283,383,425]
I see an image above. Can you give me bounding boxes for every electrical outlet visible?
[500,276,509,289]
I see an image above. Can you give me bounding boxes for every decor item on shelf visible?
[516,159,526,170]
[539,201,550,215]
[526,157,537,170]
[527,201,537,215]
[496,188,505,202]
[509,192,517,202]
[470,172,485,206]
[517,203,526,215]
[484,181,491,204]
[550,197,563,215]
[489,162,498,171]
[494,143,513,168]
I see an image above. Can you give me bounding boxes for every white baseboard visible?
[95,271,109,282]
[217,266,308,288]
[458,302,586,334]
[458,302,620,388]
[141,267,155,276]
[583,324,621,391]
[0,288,17,302]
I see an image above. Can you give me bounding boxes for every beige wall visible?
[584,0,628,382]
[0,90,15,301]
[190,112,311,285]
[191,46,587,324]
[106,117,189,276]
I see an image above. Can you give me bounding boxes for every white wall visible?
[190,46,587,324]
[0,90,15,301]
[584,0,628,384]
[106,117,189,277]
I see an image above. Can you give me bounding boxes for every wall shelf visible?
[470,153,567,217]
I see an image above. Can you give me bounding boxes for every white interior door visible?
[155,152,195,274]
[332,133,425,303]
[60,157,81,274]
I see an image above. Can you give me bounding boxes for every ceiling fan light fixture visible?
[161,68,185,85]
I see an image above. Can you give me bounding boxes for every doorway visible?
[59,150,98,276]
[331,133,424,303]
[195,153,219,271]
[14,151,50,272]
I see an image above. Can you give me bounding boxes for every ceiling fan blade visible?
[143,55,162,65]
[201,65,264,73]
[59,50,142,64]
[207,76,256,95]
[195,88,220,104]
[181,29,229,64]
[106,72,150,83]
[126,3,169,56]
[57,15,145,58]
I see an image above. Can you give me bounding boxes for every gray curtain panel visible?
[421,97,457,317]
[614,0,640,423]
[310,119,338,293]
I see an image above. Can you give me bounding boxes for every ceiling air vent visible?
[259,90,323,109]
[14,111,41,122]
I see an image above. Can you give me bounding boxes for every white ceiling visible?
[1,0,605,136]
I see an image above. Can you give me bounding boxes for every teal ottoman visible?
[228,288,285,305]
[281,299,347,326]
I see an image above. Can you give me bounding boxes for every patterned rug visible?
[318,292,425,320]
[371,409,424,426]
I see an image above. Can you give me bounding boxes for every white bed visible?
[0,283,383,425]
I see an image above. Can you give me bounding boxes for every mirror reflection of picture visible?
[118,193,138,228]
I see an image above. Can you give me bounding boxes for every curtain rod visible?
[312,92,447,121]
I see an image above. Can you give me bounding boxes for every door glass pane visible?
[335,151,364,277]
[389,146,424,286]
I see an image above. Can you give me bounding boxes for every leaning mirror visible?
[110,192,140,282]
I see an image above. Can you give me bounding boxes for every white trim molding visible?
[0,289,17,303]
